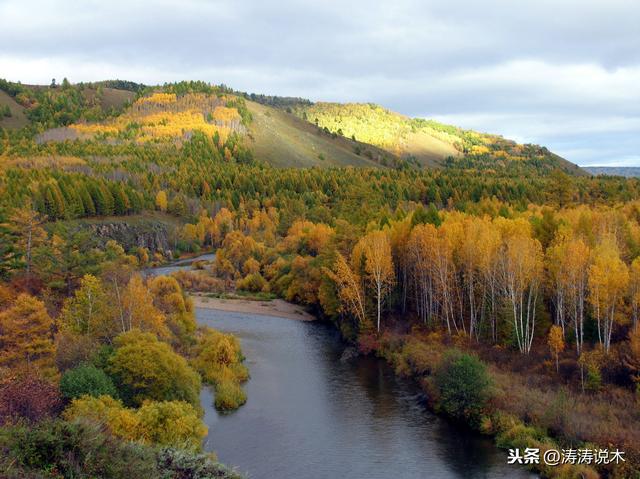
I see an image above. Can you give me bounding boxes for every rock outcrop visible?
[85,219,175,255]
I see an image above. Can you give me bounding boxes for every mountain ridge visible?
[0,79,583,175]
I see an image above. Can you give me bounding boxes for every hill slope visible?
[0,80,135,131]
[0,90,28,129]
[246,100,398,168]
[293,102,459,167]
[293,102,583,174]
[26,89,401,169]
[1,79,583,174]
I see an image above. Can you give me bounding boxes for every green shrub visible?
[90,344,115,370]
[0,420,243,478]
[0,419,157,478]
[434,350,491,425]
[585,365,602,392]
[495,421,545,450]
[108,330,201,408]
[60,363,117,400]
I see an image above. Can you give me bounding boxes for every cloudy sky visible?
[1,0,639,166]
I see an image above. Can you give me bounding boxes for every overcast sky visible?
[1,0,639,166]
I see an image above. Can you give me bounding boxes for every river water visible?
[153,255,534,479]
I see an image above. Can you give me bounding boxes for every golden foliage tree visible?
[629,257,640,333]
[155,190,168,212]
[546,237,591,354]
[359,230,394,332]
[148,275,196,339]
[121,274,169,337]
[60,274,114,340]
[589,240,629,352]
[0,294,55,373]
[498,220,543,354]
[548,325,565,372]
[325,252,369,330]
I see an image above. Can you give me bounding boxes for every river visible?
[153,254,535,479]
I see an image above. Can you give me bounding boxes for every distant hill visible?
[293,102,459,167]
[1,78,583,174]
[293,102,583,174]
[584,166,640,178]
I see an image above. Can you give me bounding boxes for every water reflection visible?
[197,309,535,479]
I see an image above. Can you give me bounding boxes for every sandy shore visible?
[190,294,317,321]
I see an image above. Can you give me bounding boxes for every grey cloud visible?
[0,0,639,166]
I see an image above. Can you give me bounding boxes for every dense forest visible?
[1,79,639,478]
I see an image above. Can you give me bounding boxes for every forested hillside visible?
[1,78,583,174]
[1,78,640,478]
[293,102,584,174]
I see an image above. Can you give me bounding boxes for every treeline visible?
[181,201,640,360]
[236,91,312,110]
[3,169,144,220]
[2,130,639,226]
[94,79,146,92]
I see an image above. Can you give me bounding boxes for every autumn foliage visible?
[0,294,55,374]
[0,371,62,423]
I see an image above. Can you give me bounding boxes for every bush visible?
[191,327,248,412]
[108,330,201,407]
[60,363,117,400]
[191,329,246,382]
[63,395,141,441]
[434,350,491,424]
[0,419,158,478]
[136,400,207,451]
[0,372,62,424]
[392,338,442,377]
[236,273,267,293]
[64,395,207,451]
[0,420,242,478]
[171,270,226,293]
[156,447,243,479]
[214,381,247,411]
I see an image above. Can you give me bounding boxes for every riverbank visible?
[190,293,316,321]
[196,308,528,479]
[362,331,636,478]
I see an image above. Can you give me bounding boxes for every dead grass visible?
[246,100,395,168]
[490,367,640,451]
[171,270,227,293]
[0,90,28,129]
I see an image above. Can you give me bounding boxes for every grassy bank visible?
[357,330,639,479]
